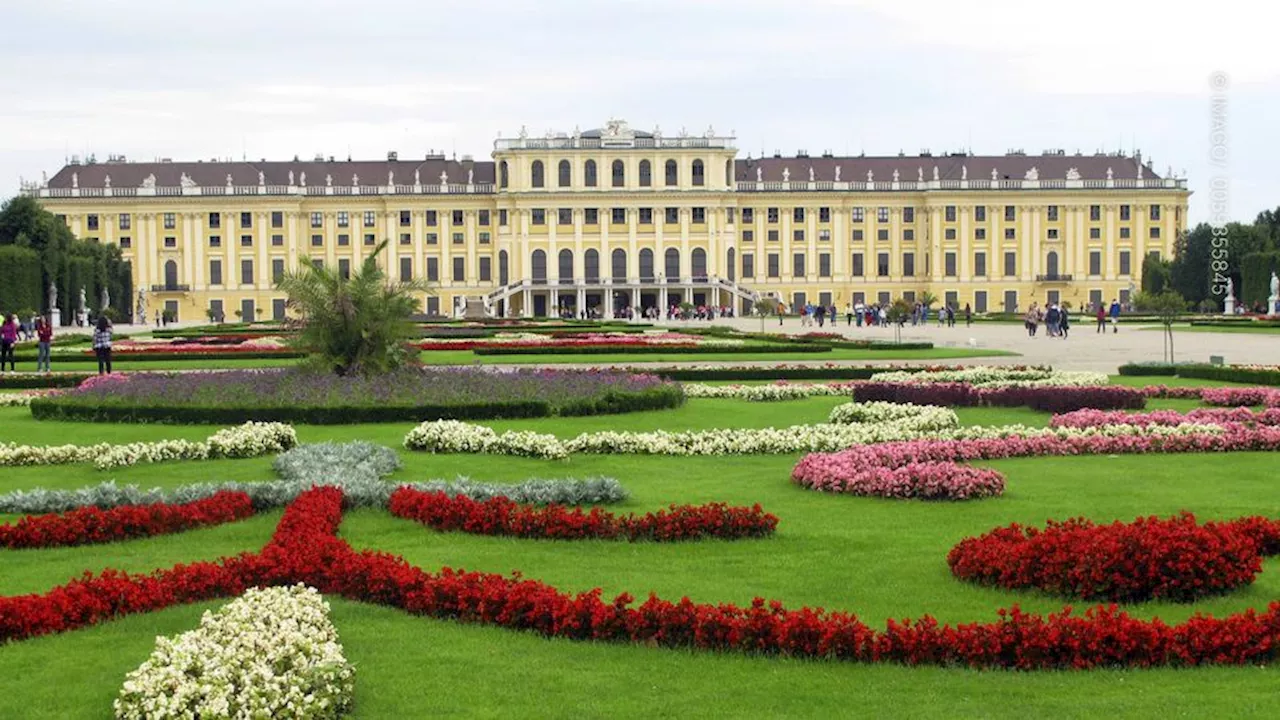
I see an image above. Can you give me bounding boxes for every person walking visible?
[1024,304,1039,337]
[964,302,972,327]
[92,315,113,375]
[0,314,18,371]
[35,316,53,372]
[1108,299,1121,333]
[1045,304,1060,337]
[1096,304,1106,333]
[1059,306,1071,339]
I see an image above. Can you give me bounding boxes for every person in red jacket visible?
[35,316,53,372]
[1095,304,1106,333]
[0,314,18,371]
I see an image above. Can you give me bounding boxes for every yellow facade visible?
[27,120,1189,321]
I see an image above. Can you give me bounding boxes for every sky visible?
[3,0,1277,225]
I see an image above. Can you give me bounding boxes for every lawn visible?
[0,388,1276,718]
[1140,324,1280,335]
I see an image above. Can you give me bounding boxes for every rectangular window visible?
[426,297,440,315]
[1004,251,1017,277]
[119,236,131,249]
[241,259,254,285]
[558,208,573,225]
[338,259,350,280]
[425,211,437,226]
[164,237,176,248]
[451,232,463,245]
[852,229,864,241]
[365,233,377,246]
[819,207,831,222]
[877,207,889,223]
[271,211,283,228]
[945,206,956,222]
[851,207,864,222]
[903,229,915,241]
[399,257,413,282]
[944,252,957,276]
[362,211,376,228]
[479,210,490,226]
[819,253,831,277]
[1047,228,1059,239]
[1089,205,1101,221]
[612,208,627,224]
[499,209,508,226]
[1150,205,1162,221]
[119,213,131,230]
[639,208,653,225]
[692,207,706,224]
[793,207,805,222]
[272,258,285,283]
[211,212,223,229]
[1090,227,1101,240]
[945,228,956,240]
[399,232,411,245]
[1119,250,1132,275]
[742,229,754,242]
[426,232,438,245]
[975,228,987,240]
[877,252,890,277]
[852,253,864,276]
[338,211,350,228]
[1120,205,1131,221]
[240,212,252,229]
[903,207,915,223]
[1047,205,1059,222]
[726,207,736,223]
[271,234,283,246]
[400,210,411,226]
[209,235,222,248]
[792,253,806,278]
[794,229,805,242]
[452,210,464,225]
[452,257,465,282]
[210,259,223,285]
[338,234,350,246]
[742,208,754,223]
[310,234,322,247]
[86,215,99,230]
[531,209,546,225]
[975,290,988,313]
[974,251,987,277]
[767,253,780,278]
[1004,228,1016,240]
[877,229,889,242]
[767,207,779,223]
[1089,251,1101,275]
[240,234,252,247]
[479,256,492,282]
[1150,227,1161,239]
[162,213,175,229]
[742,253,755,278]
[479,232,491,244]
[666,207,680,224]
[1120,227,1131,239]
[584,209,598,225]
[763,228,780,243]
[974,206,986,222]
[903,252,915,277]
[1004,205,1015,222]
[427,257,439,282]
[308,212,321,228]
[819,229,831,241]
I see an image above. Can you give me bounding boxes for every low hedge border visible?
[472,344,833,356]
[0,373,93,389]
[1118,363,1280,386]
[11,351,307,363]
[1117,363,1181,376]
[28,385,685,425]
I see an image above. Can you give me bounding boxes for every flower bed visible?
[388,489,777,541]
[417,331,742,351]
[113,584,354,720]
[851,382,1147,413]
[29,367,685,424]
[0,421,296,469]
[1200,386,1280,408]
[1051,407,1280,429]
[683,381,855,401]
[0,492,254,549]
[472,343,832,356]
[870,367,1105,387]
[947,514,1280,602]
[7,486,1280,670]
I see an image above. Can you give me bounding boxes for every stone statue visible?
[72,172,78,188]
[141,173,157,189]
[1137,163,1144,180]
[226,173,234,187]
[100,286,109,312]
[467,168,474,185]
[300,171,307,187]
[808,167,814,182]
[326,174,333,187]
[893,169,900,182]
[258,171,265,186]
[352,173,359,186]
[917,167,923,182]
[388,170,395,186]
[782,167,790,182]
[78,288,86,315]
[440,170,448,185]
[1066,167,1081,181]
[1271,271,1279,299]
[1226,277,1235,299]
[867,170,873,182]
[136,289,147,325]
[104,174,111,189]
[1106,167,1114,180]
[518,125,528,139]
[1025,166,1039,181]
[705,125,715,138]
[961,166,967,180]
[991,168,998,180]
[933,166,939,181]
[414,169,420,186]
[834,166,841,182]
[180,172,196,188]
[756,166,762,182]
[48,282,57,310]
[289,170,295,185]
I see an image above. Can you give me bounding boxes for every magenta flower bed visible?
[1201,387,1280,408]
[850,382,1145,412]
[1051,407,1280,429]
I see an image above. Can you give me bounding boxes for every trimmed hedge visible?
[0,246,42,317]
[1189,319,1280,328]
[1177,365,1280,386]
[13,351,307,362]
[472,344,833,356]
[1117,363,1180,376]
[0,373,93,389]
[29,384,686,425]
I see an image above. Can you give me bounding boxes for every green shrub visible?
[0,246,42,318]
[1176,364,1280,386]
[0,373,92,389]
[1117,363,1180,376]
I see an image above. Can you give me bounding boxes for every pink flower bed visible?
[791,425,1280,500]
[1138,385,1207,399]
[1201,387,1280,408]
[1050,407,1280,429]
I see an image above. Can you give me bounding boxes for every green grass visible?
[417,347,1018,365]
[2,391,1278,718]
[1140,324,1280,335]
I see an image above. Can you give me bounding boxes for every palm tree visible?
[277,239,433,375]
[919,291,938,309]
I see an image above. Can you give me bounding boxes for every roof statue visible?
[782,167,790,182]
[41,171,47,187]
[179,172,196,188]
[893,169,900,182]
[705,125,715,138]
[440,170,448,185]
[917,167,923,182]
[604,118,631,138]
[653,125,662,139]
[300,171,307,187]
[834,166,841,182]
[991,167,998,180]
[226,174,234,187]
[1066,167,1081,181]
[1025,166,1039,181]
[518,125,528,139]
[1137,163,1144,179]
[288,170,295,186]
[572,125,581,139]
[808,166,814,182]
[413,169,420,186]
[467,168,473,185]
[1106,167,1114,180]
[71,172,79,189]
[679,126,688,138]
[867,169,873,182]
[258,171,265,186]
[756,166,762,182]
[388,170,395,187]
[104,174,111,189]
[933,166,939,182]
[326,174,332,187]
[351,173,358,186]
[141,173,156,189]
[961,165,967,180]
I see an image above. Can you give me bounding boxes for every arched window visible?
[531,249,547,283]
[611,248,627,282]
[531,160,545,189]
[639,160,652,187]
[584,160,598,187]
[691,159,705,187]
[691,248,707,280]
[664,248,680,282]
[1046,251,1060,277]
[726,247,736,281]
[664,159,678,187]
[611,160,625,188]
[499,250,509,285]
[639,248,655,281]
[557,160,571,188]
[164,260,178,288]
[499,161,509,189]
[584,249,600,283]
[558,249,574,284]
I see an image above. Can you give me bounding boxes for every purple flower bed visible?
[28,368,685,424]
[850,382,1145,413]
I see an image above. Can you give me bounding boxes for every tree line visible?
[1142,206,1280,311]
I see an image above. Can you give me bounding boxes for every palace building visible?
[23,119,1190,322]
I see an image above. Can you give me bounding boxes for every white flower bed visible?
[0,421,296,470]
[869,367,1108,387]
[683,382,853,401]
[114,584,354,720]
[0,391,57,408]
[828,402,958,429]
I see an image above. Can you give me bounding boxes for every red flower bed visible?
[417,340,701,352]
[6,486,1280,669]
[0,492,255,549]
[387,489,778,541]
[947,513,1280,602]
[850,382,1145,412]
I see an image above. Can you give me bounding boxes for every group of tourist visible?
[0,314,114,374]
[1023,303,1071,338]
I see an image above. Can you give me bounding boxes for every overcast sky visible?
[3,0,1277,224]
